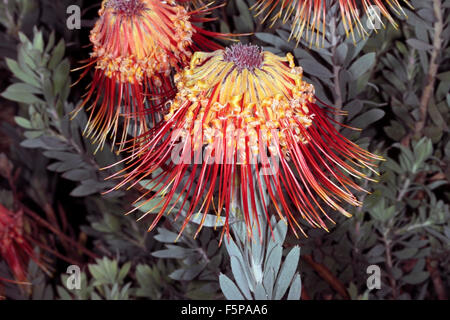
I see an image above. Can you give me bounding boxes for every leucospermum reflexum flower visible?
[74,0,232,152]
[109,43,383,241]
[252,0,412,45]
[0,205,46,287]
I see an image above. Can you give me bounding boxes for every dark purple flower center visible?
[223,43,264,72]
[106,0,146,15]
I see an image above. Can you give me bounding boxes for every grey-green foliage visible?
[150,225,226,299]
[362,137,449,298]
[0,0,38,55]
[222,0,254,36]
[298,136,448,300]
[220,216,302,300]
[1,28,121,197]
[131,174,228,299]
[153,227,222,278]
[232,0,254,33]
[219,171,302,301]
[57,257,132,300]
[378,0,449,144]
[56,257,174,300]
[82,197,159,260]
[360,0,449,298]
[134,260,172,299]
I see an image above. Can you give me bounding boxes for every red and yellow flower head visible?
[109,43,383,241]
[252,0,412,45]
[75,0,232,152]
[92,0,195,82]
[0,204,45,287]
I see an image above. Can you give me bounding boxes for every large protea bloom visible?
[109,43,382,241]
[252,0,411,45]
[74,0,231,152]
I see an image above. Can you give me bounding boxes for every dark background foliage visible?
[0,0,448,300]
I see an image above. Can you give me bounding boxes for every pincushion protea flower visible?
[252,0,411,45]
[74,0,233,152]
[0,204,44,286]
[108,43,383,241]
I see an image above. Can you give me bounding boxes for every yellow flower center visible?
[165,44,317,158]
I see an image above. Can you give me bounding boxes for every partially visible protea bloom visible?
[252,0,411,45]
[109,43,383,241]
[0,204,43,286]
[74,0,232,152]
